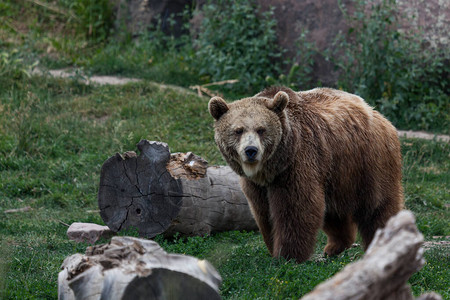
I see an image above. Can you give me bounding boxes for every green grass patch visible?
[402,139,450,238]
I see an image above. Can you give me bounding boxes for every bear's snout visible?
[244,146,258,161]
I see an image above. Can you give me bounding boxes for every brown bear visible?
[208,86,404,263]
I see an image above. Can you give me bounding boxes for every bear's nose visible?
[245,146,258,161]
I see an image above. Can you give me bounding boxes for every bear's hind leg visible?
[323,213,357,256]
[355,199,401,250]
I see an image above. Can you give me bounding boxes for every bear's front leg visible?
[240,178,273,255]
[268,178,324,263]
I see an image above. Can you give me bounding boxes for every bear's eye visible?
[235,128,244,135]
[256,128,266,135]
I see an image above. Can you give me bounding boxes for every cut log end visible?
[98,140,183,238]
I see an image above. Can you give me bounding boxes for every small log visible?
[98,140,257,238]
[58,236,221,300]
[301,210,442,300]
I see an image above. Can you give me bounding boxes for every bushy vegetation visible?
[192,0,283,93]
[329,0,449,133]
[57,0,113,42]
[0,0,448,299]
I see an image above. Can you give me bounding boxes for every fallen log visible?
[58,236,221,300]
[98,140,257,238]
[301,210,442,300]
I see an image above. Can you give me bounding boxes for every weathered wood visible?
[58,236,221,300]
[301,210,442,300]
[98,140,257,238]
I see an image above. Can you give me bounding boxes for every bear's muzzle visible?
[244,146,258,162]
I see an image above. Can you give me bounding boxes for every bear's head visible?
[208,91,289,180]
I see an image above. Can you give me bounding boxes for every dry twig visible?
[190,79,239,97]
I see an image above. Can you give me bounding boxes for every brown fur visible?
[208,86,404,263]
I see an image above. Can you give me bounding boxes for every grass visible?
[0,74,449,299]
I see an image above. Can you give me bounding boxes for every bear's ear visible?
[209,97,229,120]
[267,91,289,114]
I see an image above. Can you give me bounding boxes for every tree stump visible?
[301,210,442,300]
[98,140,257,238]
[58,236,221,300]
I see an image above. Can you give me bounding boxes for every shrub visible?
[266,30,317,90]
[192,0,284,94]
[0,49,37,82]
[329,0,449,133]
[61,0,113,42]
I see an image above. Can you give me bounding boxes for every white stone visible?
[67,222,113,244]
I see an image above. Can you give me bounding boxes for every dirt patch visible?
[423,241,450,250]
[398,130,449,142]
[33,68,200,97]
[39,69,142,85]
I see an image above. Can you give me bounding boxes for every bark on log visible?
[301,210,442,300]
[58,236,221,300]
[98,140,257,238]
